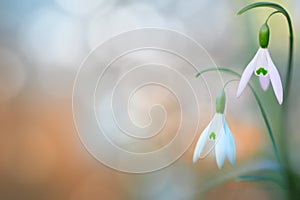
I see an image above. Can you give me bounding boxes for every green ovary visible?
[209,132,216,140]
[255,67,268,76]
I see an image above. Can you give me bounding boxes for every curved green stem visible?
[223,79,240,89]
[195,67,240,78]
[238,2,294,98]
[249,84,281,164]
[265,11,281,23]
[196,67,281,163]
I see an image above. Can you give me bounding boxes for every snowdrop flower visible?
[236,23,283,104]
[193,90,236,169]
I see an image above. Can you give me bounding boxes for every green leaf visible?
[236,175,272,181]
[197,160,283,193]
[236,175,287,188]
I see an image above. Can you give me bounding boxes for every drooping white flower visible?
[236,47,283,104]
[236,23,283,104]
[193,90,236,169]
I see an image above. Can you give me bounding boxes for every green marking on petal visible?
[209,132,216,140]
[255,67,268,76]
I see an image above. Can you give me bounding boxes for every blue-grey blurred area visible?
[0,0,299,199]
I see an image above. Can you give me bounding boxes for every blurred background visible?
[0,0,299,199]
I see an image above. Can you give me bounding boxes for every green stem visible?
[265,11,281,23]
[238,2,296,198]
[223,79,240,89]
[249,84,281,164]
[196,67,281,163]
[195,67,238,78]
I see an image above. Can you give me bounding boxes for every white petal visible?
[215,127,226,169]
[223,117,236,165]
[193,119,212,163]
[266,50,283,104]
[237,49,261,97]
[255,48,268,67]
[259,75,270,91]
[199,113,223,158]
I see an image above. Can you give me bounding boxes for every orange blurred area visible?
[0,97,124,199]
[205,181,281,200]
[0,95,275,199]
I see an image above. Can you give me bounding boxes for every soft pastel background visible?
[0,0,299,199]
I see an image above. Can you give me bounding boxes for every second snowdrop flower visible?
[193,90,236,169]
[237,23,283,104]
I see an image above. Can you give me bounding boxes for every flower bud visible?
[259,23,270,48]
[216,89,226,114]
